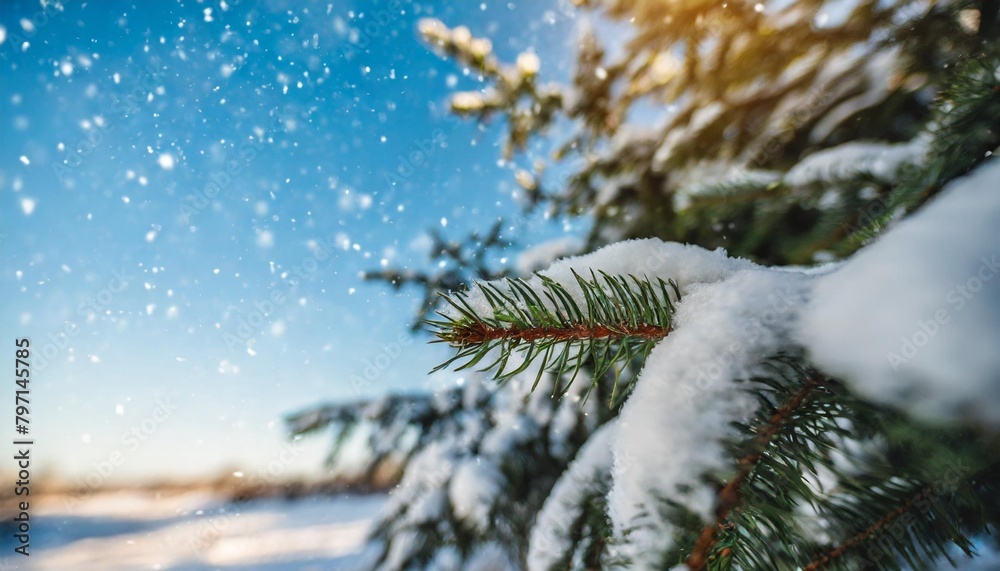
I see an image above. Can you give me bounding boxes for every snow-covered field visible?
[18,490,385,571]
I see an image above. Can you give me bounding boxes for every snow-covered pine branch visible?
[429,268,680,404]
[426,158,1000,570]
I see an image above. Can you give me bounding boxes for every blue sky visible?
[0,0,585,482]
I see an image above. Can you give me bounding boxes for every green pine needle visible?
[426,270,680,402]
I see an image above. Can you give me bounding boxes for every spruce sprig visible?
[426,270,680,404]
[860,55,1000,242]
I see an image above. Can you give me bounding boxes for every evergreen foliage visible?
[429,271,679,405]
[362,220,513,328]
[289,1,1000,569]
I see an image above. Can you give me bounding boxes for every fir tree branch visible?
[803,457,1000,570]
[686,376,823,570]
[442,321,669,345]
[858,55,1000,243]
[427,271,679,399]
[363,221,513,329]
[802,485,934,571]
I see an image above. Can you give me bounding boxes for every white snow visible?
[784,134,929,187]
[464,541,519,571]
[516,236,583,274]
[502,159,999,565]
[383,440,455,522]
[610,261,813,568]
[428,545,463,570]
[517,52,541,76]
[449,457,504,532]
[813,0,864,29]
[29,490,384,570]
[407,488,448,524]
[528,423,615,571]
[158,153,176,170]
[382,529,422,570]
[653,103,725,170]
[304,156,999,569]
[797,158,1000,424]
[548,392,584,458]
[810,48,901,143]
[257,229,275,248]
[481,414,539,458]
[676,165,782,211]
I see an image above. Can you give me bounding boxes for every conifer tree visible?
[290,1,1000,569]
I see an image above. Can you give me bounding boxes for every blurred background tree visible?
[289,1,999,569]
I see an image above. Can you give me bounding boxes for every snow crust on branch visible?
[450,457,505,532]
[797,158,1000,424]
[527,423,615,571]
[607,261,813,568]
[354,367,599,570]
[784,133,930,186]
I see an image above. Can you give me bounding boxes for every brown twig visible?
[802,487,930,571]
[443,321,670,345]
[685,376,823,570]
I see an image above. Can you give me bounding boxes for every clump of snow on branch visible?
[527,423,615,571]
[797,158,1000,424]
[351,367,598,569]
[449,457,504,532]
[607,254,813,567]
[784,133,930,186]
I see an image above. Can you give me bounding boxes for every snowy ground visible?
[11,490,385,571]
